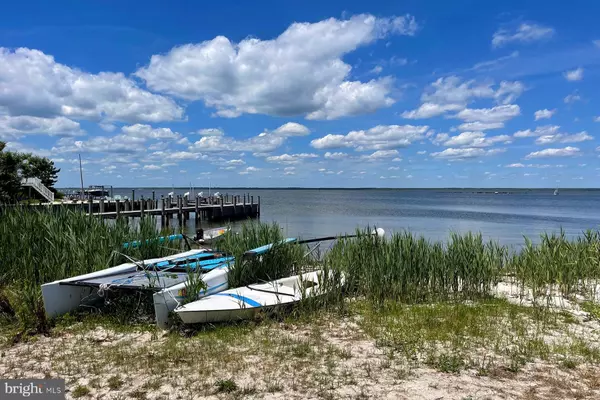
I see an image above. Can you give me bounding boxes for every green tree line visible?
[0,141,60,203]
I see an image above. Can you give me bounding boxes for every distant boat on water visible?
[554,189,559,196]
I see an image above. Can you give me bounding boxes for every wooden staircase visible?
[21,177,55,202]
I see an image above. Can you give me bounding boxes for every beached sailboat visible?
[41,240,294,328]
[42,229,383,328]
[174,270,338,324]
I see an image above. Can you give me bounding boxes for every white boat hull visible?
[152,265,230,328]
[41,249,211,322]
[175,271,332,324]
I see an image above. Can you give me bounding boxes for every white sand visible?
[2,281,600,399]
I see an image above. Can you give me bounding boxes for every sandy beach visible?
[2,281,600,400]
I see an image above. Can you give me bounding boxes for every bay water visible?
[88,188,600,248]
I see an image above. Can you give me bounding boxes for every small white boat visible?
[554,188,559,196]
[174,270,337,324]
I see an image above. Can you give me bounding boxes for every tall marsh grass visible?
[509,230,600,301]
[216,222,306,288]
[323,230,506,305]
[0,207,178,332]
[322,228,600,309]
[1,206,599,333]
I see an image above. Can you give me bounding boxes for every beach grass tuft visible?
[322,229,505,305]
[216,221,306,288]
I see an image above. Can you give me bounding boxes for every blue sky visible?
[1,0,599,188]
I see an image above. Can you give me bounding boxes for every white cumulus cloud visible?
[564,92,581,104]
[310,124,429,151]
[0,47,183,123]
[52,135,147,154]
[197,128,224,136]
[455,104,521,123]
[190,132,285,153]
[457,121,505,131]
[525,146,580,159]
[513,125,560,138]
[439,131,512,148]
[401,77,523,120]
[401,103,463,119]
[535,131,592,145]
[239,166,260,175]
[534,109,556,120]
[0,115,84,140]
[492,23,555,48]
[324,152,348,160]
[135,14,418,120]
[272,122,311,136]
[265,153,318,164]
[431,147,504,160]
[361,149,400,160]
[564,67,584,82]
[122,124,180,140]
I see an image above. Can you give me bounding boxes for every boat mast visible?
[78,154,85,200]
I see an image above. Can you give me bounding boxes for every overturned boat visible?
[41,239,297,328]
[41,248,232,328]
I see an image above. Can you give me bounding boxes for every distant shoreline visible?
[57,187,600,191]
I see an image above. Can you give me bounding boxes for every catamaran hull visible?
[175,271,327,324]
[41,282,98,318]
[41,249,209,319]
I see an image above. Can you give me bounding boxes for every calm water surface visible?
[74,188,600,248]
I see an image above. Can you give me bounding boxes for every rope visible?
[98,283,111,297]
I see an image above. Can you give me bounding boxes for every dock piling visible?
[177,195,183,225]
[75,191,260,223]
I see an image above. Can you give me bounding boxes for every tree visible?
[0,142,23,203]
[0,142,61,203]
[20,154,61,192]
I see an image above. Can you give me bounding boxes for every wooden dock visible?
[58,193,259,226]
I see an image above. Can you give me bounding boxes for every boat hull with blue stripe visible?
[174,271,329,324]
